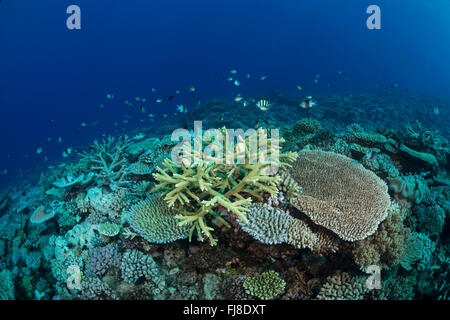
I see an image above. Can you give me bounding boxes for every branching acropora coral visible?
[153,127,297,246]
[79,135,132,186]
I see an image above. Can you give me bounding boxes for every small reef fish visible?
[81,122,87,127]
[156,99,163,103]
[234,96,243,102]
[227,77,233,81]
[99,104,105,108]
[260,76,267,80]
[2,169,7,175]
[364,151,378,161]
[433,107,439,115]
[168,94,175,101]
[187,86,196,92]
[148,114,154,118]
[134,133,146,140]
[234,80,240,86]
[176,105,188,113]
[296,85,303,91]
[256,99,270,111]
[300,96,317,109]
[106,93,114,100]
[246,74,251,79]
[230,69,237,74]
[36,147,43,154]
[152,88,156,92]
[62,147,72,158]
[138,105,146,113]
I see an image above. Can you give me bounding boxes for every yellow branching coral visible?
[153,127,297,246]
[290,150,390,242]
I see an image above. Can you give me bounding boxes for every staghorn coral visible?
[243,270,286,300]
[153,127,297,245]
[316,272,368,300]
[289,150,390,242]
[128,194,190,244]
[79,135,132,186]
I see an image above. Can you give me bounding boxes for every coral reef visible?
[243,271,286,300]
[0,95,448,301]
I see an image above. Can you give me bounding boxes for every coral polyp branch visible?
[153,127,297,245]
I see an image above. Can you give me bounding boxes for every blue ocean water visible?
[0,1,449,302]
[1,0,449,187]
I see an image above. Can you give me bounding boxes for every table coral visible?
[289,150,390,242]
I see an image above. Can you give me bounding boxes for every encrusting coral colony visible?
[0,96,449,300]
